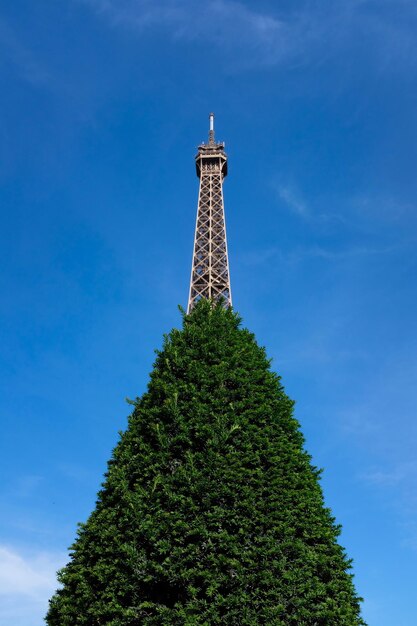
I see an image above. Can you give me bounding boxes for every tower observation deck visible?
[187,113,232,313]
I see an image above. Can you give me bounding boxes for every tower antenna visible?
[209,112,215,145]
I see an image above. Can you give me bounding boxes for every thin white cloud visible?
[288,244,399,262]
[0,18,49,85]
[12,475,43,498]
[0,545,60,596]
[337,350,417,550]
[351,194,417,224]
[241,243,397,269]
[275,181,417,237]
[80,0,292,69]
[362,462,417,488]
[79,0,417,72]
[0,545,65,626]
[361,459,417,551]
[278,184,309,217]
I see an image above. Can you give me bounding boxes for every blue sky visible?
[1,1,417,623]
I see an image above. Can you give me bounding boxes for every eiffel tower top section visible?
[187,114,232,313]
[195,113,228,179]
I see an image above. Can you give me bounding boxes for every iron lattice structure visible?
[187,114,232,313]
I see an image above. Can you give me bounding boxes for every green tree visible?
[46,301,366,625]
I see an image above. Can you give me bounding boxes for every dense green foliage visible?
[47,301,365,625]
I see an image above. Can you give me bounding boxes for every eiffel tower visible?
[187,113,232,313]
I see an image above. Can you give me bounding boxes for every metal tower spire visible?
[187,113,232,313]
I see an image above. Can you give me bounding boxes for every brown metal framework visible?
[187,114,232,313]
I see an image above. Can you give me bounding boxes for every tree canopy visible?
[47,301,365,625]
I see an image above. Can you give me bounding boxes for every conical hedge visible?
[47,301,365,625]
